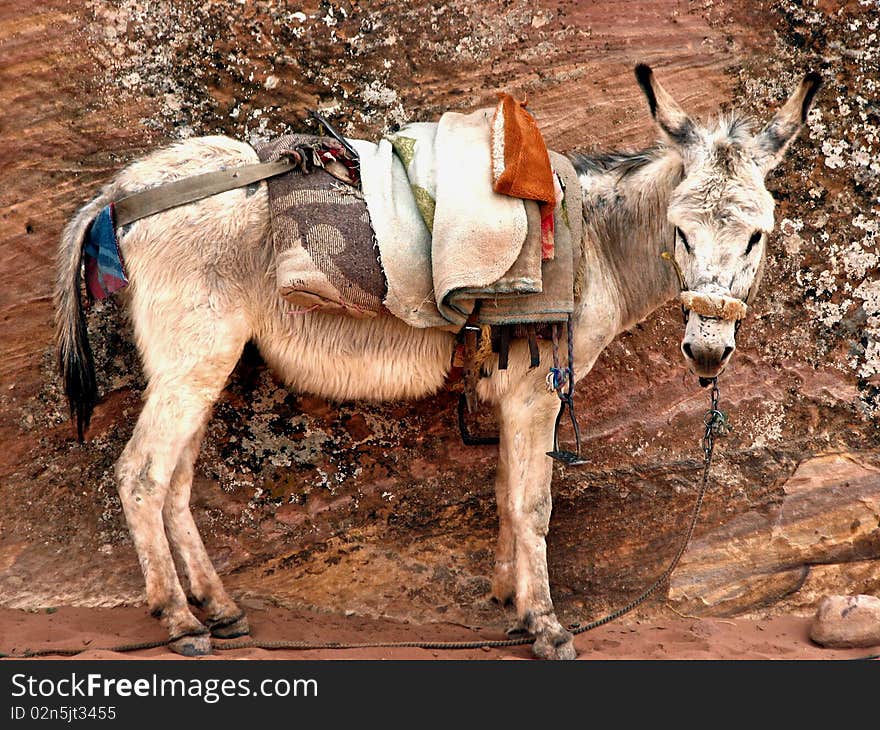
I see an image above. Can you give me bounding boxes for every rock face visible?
[670,454,880,617]
[1,0,878,632]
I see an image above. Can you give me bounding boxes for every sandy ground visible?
[1,606,877,661]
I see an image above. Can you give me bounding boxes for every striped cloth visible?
[84,203,128,300]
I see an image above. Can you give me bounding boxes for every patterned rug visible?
[254,135,387,317]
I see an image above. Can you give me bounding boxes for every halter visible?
[660,251,750,323]
[680,290,748,321]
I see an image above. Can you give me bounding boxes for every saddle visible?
[257,97,582,337]
[84,99,588,462]
[270,100,585,463]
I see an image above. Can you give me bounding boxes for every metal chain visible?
[702,378,730,460]
[6,381,728,659]
[570,377,727,634]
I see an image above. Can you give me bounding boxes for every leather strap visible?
[113,159,298,227]
[497,326,510,370]
[526,325,540,368]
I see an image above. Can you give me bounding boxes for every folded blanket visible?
[388,122,438,231]
[431,108,538,327]
[491,94,557,259]
[355,109,576,330]
[348,134,449,328]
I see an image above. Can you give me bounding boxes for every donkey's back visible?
[58,135,457,423]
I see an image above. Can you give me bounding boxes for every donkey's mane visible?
[715,112,755,144]
[567,112,756,180]
[567,148,662,179]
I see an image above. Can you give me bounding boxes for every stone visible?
[810,595,880,649]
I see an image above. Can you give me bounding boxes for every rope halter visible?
[660,252,749,322]
[679,290,748,321]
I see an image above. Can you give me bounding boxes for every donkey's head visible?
[635,64,822,380]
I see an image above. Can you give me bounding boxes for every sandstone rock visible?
[0,1,878,630]
[810,595,880,649]
[669,454,880,617]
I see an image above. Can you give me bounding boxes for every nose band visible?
[680,291,748,321]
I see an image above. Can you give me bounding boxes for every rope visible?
[5,382,725,659]
[10,638,172,659]
[571,432,709,634]
[208,439,712,653]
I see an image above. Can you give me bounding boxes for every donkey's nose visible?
[681,340,735,375]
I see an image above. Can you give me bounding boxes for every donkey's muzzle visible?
[681,339,735,376]
[680,290,741,377]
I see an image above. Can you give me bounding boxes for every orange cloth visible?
[491,93,556,258]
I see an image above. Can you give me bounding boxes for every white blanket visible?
[349,134,448,328]
[350,108,575,330]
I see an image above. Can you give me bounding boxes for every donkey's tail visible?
[55,193,109,441]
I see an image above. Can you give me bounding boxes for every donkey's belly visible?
[254,308,456,403]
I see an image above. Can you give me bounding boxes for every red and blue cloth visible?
[84,203,128,300]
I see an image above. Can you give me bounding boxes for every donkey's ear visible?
[752,71,823,174]
[634,64,697,148]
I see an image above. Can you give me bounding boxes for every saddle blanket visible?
[254,135,387,317]
[350,106,581,329]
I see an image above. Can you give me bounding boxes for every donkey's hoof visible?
[490,563,516,606]
[506,618,529,636]
[532,628,577,661]
[169,632,212,657]
[209,613,250,640]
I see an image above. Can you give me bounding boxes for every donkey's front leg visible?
[491,413,516,606]
[497,389,576,660]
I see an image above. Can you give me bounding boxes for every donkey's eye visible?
[676,227,691,253]
[746,230,762,255]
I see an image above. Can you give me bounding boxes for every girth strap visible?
[113,159,298,227]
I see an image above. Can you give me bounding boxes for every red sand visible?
[1,606,876,661]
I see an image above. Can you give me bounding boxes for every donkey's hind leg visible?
[115,386,214,655]
[163,426,250,639]
[116,304,249,656]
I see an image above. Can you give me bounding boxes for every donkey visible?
[55,65,821,659]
